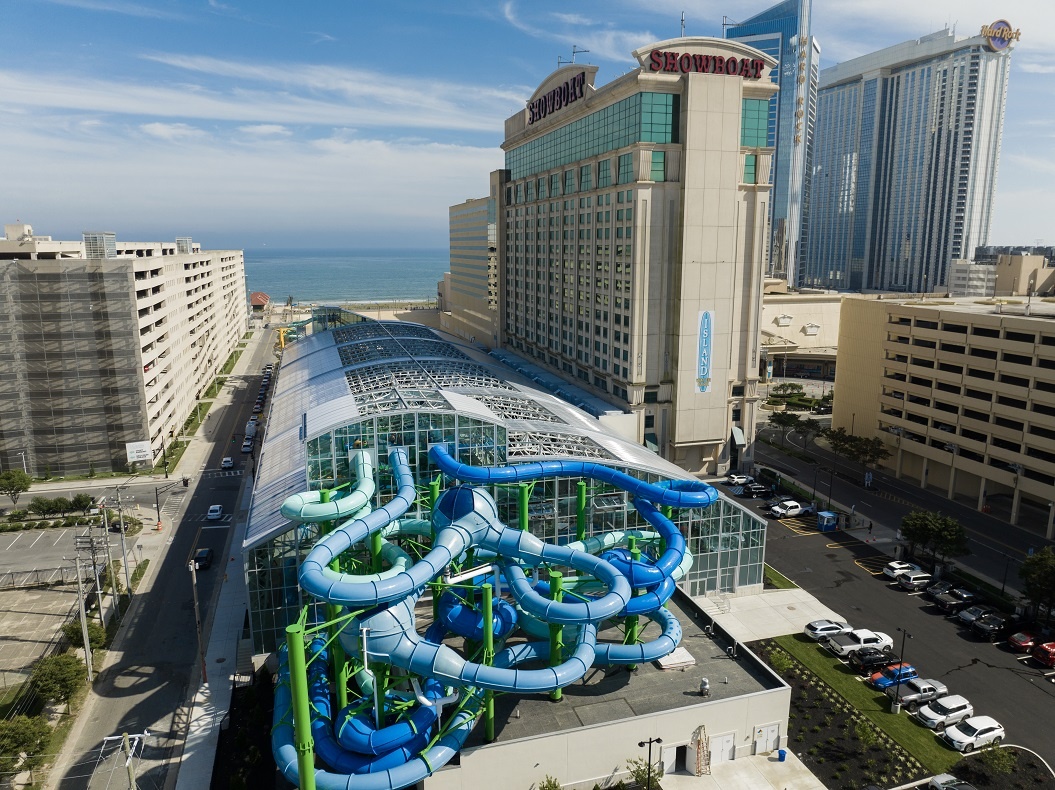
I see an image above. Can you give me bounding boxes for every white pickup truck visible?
[825,629,893,657]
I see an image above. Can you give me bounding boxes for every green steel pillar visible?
[548,571,564,702]
[576,480,587,542]
[319,489,348,710]
[285,624,316,790]
[430,476,442,620]
[518,482,530,532]
[481,583,495,742]
[661,505,673,553]
[624,537,641,671]
[370,529,383,574]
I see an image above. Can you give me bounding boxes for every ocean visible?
[243,248,448,304]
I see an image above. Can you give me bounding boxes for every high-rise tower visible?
[725,0,819,285]
[803,23,1016,292]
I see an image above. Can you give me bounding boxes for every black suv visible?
[743,482,770,498]
[924,580,955,600]
[934,587,978,614]
[971,612,1025,642]
[848,647,898,676]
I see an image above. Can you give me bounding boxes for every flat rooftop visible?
[459,593,782,747]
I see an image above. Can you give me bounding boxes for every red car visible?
[1008,630,1039,653]
[1032,642,1055,668]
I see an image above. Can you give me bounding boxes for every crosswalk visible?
[201,469,245,479]
[160,491,186,520]
[184,513,234,523]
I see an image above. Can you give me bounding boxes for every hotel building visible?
[802,24,1015,292]
[725,0,820,285]
[0,223,247,476]
[834,295,1055,538]
[492,37,778,475]
[442,185,500,347]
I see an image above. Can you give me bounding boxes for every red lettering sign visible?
[646,50,765,81]
[528,71,587,125]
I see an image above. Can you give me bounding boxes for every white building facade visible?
[0,223,247,476]
[497,38,778,475]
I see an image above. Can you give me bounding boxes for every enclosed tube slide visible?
[281,451,376,523]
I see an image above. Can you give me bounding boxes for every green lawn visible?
[776,633,961,775]
[765,564,798,589]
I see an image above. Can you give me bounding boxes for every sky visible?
[1,0,1051,251]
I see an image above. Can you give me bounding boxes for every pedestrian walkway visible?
[662,749,825,790]
[693,588,846,644]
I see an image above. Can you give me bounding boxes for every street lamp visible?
[826,467,836,511]
[17,450,27,475]
[891,627,913,712]
[637,737,663,790]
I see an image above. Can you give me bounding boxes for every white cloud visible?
[238,124,291,136]
[502,2,656,64]
[42,0,183,20]
[140,122,206,141]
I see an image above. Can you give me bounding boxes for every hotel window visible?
[580,164,592,191]
[618,153,634,184]
[743,154,757,184]
[564,170,576,194]
[597,159,612,188]
[741,98,768,148]
[550,173,561,197]
[650,150,665,182]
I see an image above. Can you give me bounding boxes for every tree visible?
[930,516,970,562]
[28,496,56,518]
[854,437,891,469]
[769,412,801,447]
[0,715,51,774]
[52,496,73,516]
[772,382,804,397]
[1019,546,1055,624]
[626,755,664,790]
[61,620,106,652]
[824,427,853,458]
[0,470,32,506]
[30,653,85,712]
[72,493,95,514]
[799,417,823,449]
[899,510,938,558]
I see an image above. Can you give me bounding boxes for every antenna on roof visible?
[681,11,685,38]
[723,15,741,30]
[558,45,589,68]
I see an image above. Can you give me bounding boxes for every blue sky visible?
[1,0,1051,250]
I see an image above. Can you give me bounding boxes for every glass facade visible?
[246,406,766,653]
[506,92,679,180]
[741,98,769,148]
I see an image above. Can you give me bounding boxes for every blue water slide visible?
[281,450,376,523]
[592,606,683,665]
[273,645,482,790]
[427,444,718,508]
[437,589,518,642]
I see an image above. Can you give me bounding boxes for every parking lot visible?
[764,514,1055,762]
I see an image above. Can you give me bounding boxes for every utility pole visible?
[115,487,133,593]
[98,730,149,790]
[72,555,94,683]
[189,561,208,684]
[122,732,136,790]
[76,528,106,626]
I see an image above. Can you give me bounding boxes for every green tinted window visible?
[650,151,665,182]
[597,159,612,188]
[618,153,634,184]
[743,153,757,184]
[741,99,768,148]
[507,93,679,180]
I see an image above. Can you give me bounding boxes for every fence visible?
[0,563,102,591]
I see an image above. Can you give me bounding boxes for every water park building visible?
[245,310,787,790]
[0,222,246,476]
[466,36,779,478]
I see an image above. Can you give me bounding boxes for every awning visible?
[644,433,659,452]
[731,426,746,447]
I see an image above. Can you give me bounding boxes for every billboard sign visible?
[697,310,714,393]
[125,441,153,463]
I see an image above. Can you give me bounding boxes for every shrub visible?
[538,776,563,790]
[977,744,1017,775]
[8,509,28,523]
[625,756,663,790]
[61,620,107,652]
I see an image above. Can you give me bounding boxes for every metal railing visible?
[0,563,102,591]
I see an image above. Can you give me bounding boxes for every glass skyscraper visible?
[802,27,1013,292]
[725,0,819,286]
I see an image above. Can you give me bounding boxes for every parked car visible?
[929,774,978,790]
[813,403,833,415]
[885,678,948,712]
[848,647,898,676]
[762,496,795,511]
[883,560,920,580]
[916,695,974,731]
[934,588,979,614]
[206,505,223,520]
[220,457,234,470]
[826,629,894,657]
[726,473,752,486]
[942,715,1005,752]
[192,547,213,570]
[957,604,998,627]
[804,619,853,641]
[971,612,1026,642]
[1008,629,1041,652]
[241,438,254,453]
[1032,642,1055,668]
[252,404,263,414]
[898,571,934,591]
[770,500,816,518]
[869,662,918,691]
[743,482,770,498]
[925,580,956,600]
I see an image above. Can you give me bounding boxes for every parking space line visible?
[5,534,21,550]
[28,532,45,549]
[52,530,67,546]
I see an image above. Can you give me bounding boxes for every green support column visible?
[370,530,383,574]
[548,571,564,702]
[319,489,348,710]
[624,537,641,671]
[285,624,316,790]
[576,480,587,542]
[481,583,495,742]
[661,505,673,553]
[518,482,530,532]
[430,476,442,621]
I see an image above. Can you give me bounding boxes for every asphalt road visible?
[53,331,276,790]
[764,515,1055,763]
